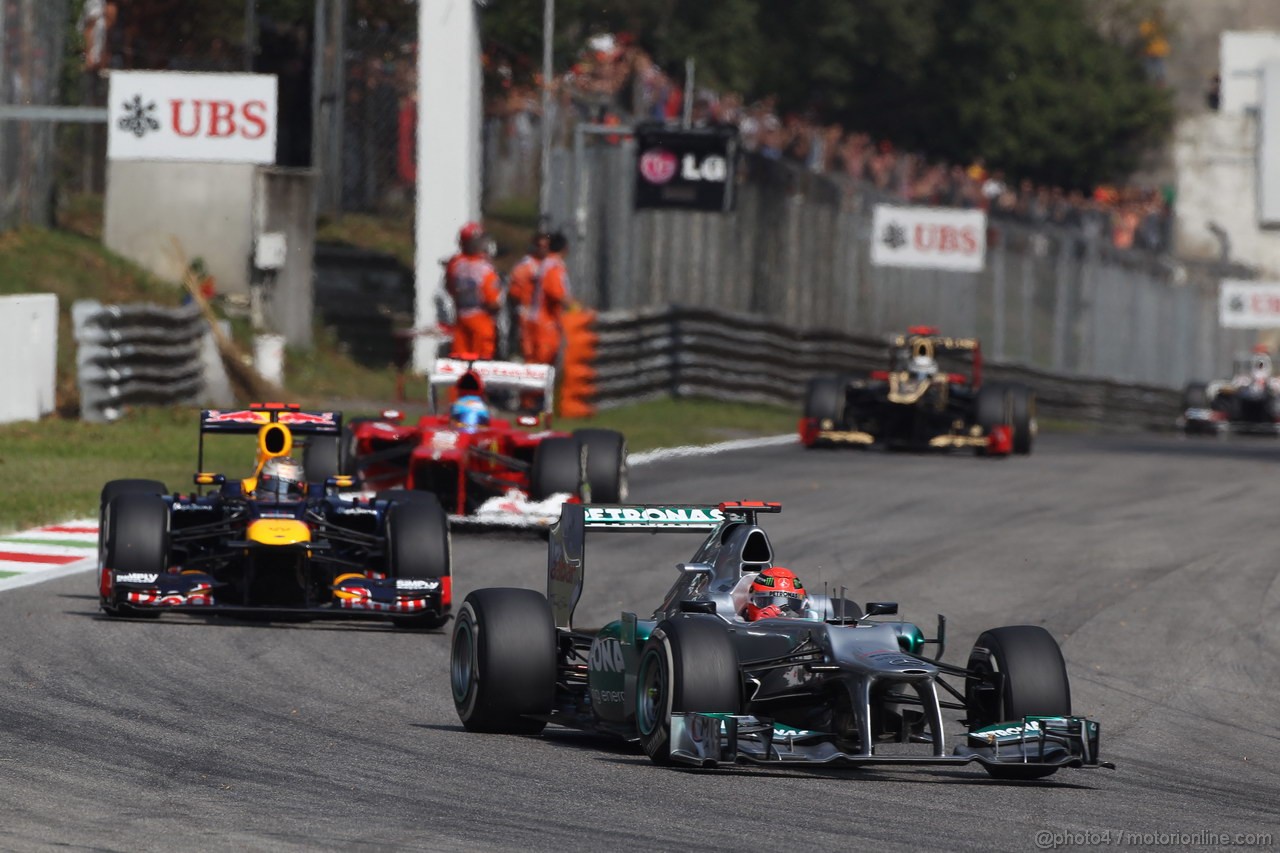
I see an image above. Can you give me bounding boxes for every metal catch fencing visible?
[591,305,1179,430]
[0,0,70,230]
[546,136,1256,392]
[73,300,220,423]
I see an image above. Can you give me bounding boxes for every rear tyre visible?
[451,588,556,734]
[803,376,846,422]
[341,418,374,479]
[529,437,583,500]
[573,429,628,503]
[100,493,169,618]
[966,625,1072,780]
[636,616,741,766]
[1005,384,1036,455]
[385,494,451,630]
[302,436,341,484]
[1181,382,1209,411]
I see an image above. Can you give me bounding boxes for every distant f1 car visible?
[98,404,451,627]
[332,359,627,528]
[1181,347,1280,435]
[799,327,1035,455]
[450,501,1111,779]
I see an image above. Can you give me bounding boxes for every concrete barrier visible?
[0,294,58,424]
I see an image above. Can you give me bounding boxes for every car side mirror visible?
[864,601,899,617]
[325,475,355,490]
[517,415,540,427]
[679,600,716,614]
[194,472,226,486]
[380,409,403,423]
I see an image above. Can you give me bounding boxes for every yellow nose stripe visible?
[246,519,311,546]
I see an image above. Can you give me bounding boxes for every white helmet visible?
[260,456,305,499]
[909,354,937,380]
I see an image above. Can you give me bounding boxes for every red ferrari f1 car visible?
[321,359,628,527]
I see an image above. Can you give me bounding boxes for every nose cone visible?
[247,519,311,546]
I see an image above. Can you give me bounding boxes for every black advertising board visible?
[634,123,738,212]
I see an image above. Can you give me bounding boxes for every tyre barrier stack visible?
[73,300,213,423]
[591,305,1180,429]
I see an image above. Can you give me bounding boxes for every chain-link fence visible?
[544,135,1255,390]
[0,0,70,231]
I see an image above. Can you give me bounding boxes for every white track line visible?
[628,433,796,467]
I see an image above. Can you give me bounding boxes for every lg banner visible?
[634,123,737,212]
[870,204,987,272]
[107,71,278,164]
[1219,279,1280,328]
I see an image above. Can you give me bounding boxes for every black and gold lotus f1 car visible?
[800,327,1035,456]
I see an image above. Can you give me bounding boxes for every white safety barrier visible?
[0,294,58,424]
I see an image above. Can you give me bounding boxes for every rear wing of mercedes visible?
[547,502,781,629]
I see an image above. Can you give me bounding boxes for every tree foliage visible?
[480,0,1172,186]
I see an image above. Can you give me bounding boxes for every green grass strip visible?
[0,538,97,549]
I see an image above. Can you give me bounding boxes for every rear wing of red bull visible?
[199,404,342,435]
[547,502,782,629]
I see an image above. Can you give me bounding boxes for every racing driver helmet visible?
[259,456,305,499]
[745,566,809,620]
[451,395,491,432]
[908,353,938,382]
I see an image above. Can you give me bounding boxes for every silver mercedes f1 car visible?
[449,502,1112,780]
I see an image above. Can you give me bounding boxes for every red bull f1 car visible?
[799,327,1035,456]
[1181,347,1280,435]
[98,404,452,627]
[337,359,627,528]
[450,502,1111,779]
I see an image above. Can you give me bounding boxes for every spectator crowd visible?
[485,31,1174,255]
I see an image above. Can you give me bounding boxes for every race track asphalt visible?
[1,433,1277,851]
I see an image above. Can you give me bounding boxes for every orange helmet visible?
[458,221,485,250]
[745,566,807,620]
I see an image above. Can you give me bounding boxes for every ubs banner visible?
[634,124,737,212]
[107,71,278,164]
[870,204,987,272]
[1220,279,1280,328]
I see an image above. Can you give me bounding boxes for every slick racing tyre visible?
[573,429,628,503]
[385,494,451,630]
[636,615,741,766]
[803,376,846,422]
[530,436,583,500]
[1005,383,1036,455]
[340,418,374,480]
[451,588,556,734]
[100,492,169,618]
[98,478,168,574]
[1181,382,1210,411]
[802,376,847,448]
[966,625,1071,780]
[302,436,341,484]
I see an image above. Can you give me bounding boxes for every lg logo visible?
[680,153,728,183]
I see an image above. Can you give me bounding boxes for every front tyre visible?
[636,616,741,765]
[451,588,556,734]
[100,493,169,618]
[966,624,1071,780]
[386,494,451,629]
